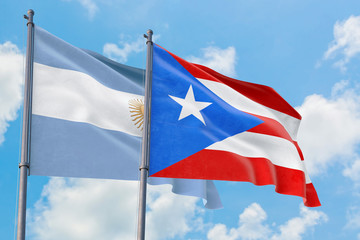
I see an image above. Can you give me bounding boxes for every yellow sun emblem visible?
[129,99,144,131]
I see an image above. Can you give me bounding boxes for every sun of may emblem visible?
[129,99,144,130]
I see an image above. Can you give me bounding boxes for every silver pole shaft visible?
[17,9,35,240]
[137,29,153,240]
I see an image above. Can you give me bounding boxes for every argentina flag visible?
[30,26,222,209]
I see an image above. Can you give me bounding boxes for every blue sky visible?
[1,0,360,239]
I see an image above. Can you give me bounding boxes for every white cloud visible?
[236,203,271,240]
[270,206,328,240]
[343,158,360,185]
[103,36,146,63]
[208,224,239,240]
[208,203,270,240]
[62,0,98,19]
[28,178,138,240]
[345,206,360,230]
[146,184,202,239]
[207,203,327,240]
[297,80,360,176]
[0,41,23,145]
[28,178,201,240]
[323,15,360,71]
[187,46,237,77]
[79,0,98,18]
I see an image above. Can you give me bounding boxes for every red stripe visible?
[304,183,321,207]
[158,45,301,120]
[247,114,293,141]
[294,141,304,160]
[246,113,304,160]
[151,149,320,207]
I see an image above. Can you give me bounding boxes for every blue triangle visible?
[149,45,264,175]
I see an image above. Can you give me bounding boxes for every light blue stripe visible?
[30,115,141,180]
[34,26,144,95]
[83,49,145,90]
[30,115,223,208]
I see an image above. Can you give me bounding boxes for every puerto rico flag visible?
[149,44,320,207]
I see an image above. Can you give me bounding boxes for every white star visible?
[169,85,212,125]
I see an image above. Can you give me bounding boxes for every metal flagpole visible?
[137,29,153,240]
[17,9,35,240]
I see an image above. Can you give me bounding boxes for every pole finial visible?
[145,29,153,44]
[26,9,35,26]
[28,9,34,15]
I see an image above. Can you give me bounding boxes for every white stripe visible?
[33,63,143,137]
[206,132,311,183]
[198,78,301,140]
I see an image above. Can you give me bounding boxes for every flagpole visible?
[17,9,35,240]
[137,29,153,240]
